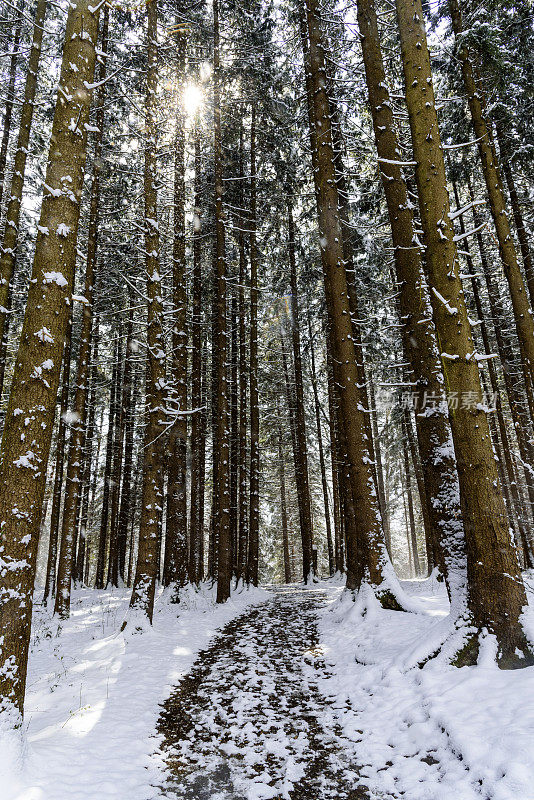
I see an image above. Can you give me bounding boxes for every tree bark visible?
[396,0,531,664]
[95,334,119,588]
[450,173,534,565]
[0,0,101,716]
[325,340,343,573]
[75,324,99,584]
[54,9,109,614]
[302,0,401,605]
[287,203,314,580]
[129,0,165,623]
[404,406,434,574]
[495,124,534,309]
[236,123,248,583]
[188,122,203,583]
[277,411,291,584]
[467,175,534,523]
[116,308,135,582]
[229,283,239,576]
[0,0,48,393]
[107,322,127,587]
[402,416,420,575]
[356,0,464,596]
[368,371,390,556]
[213,0,231,603]
[247,105,260,587]
[164,30,188,589]
[0,8,22,209]
[43,315,72,604]
[448,0,534,422]
[308,313,334,576]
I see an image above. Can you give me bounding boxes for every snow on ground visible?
[157,585,360,800]
[2,575,534,800]
[314,572,534,800]
[0,582,269,800]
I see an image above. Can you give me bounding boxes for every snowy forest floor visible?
[2,575,534,800]
[157,585,369,800]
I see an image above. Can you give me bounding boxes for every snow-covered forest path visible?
[156,585,370,800]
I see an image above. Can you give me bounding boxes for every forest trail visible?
[156,585,372,800]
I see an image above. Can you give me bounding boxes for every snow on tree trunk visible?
[395,0,532,665]
[129,0,165,624]
[0,0,100,717]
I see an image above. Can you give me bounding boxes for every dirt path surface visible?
[156,585,372,800]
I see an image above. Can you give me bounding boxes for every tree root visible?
[418,623,534,670]
[376,588,406,612]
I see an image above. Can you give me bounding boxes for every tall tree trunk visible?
[116,307,135,583]
[368,371,390,555]
[95,334,119,589]
[76,326,99,584]
[164,31,188,589]
[126,454,141,589]
[129,0,165,623]
[495,124,534,308]
[287,202,314,580]
[43,315,72,604]
[402,417,420,575]
[323,322,363,590]
[448,0,534,421]
[396,0,531,664]
[325,343,343,573]
[198,348,207,577]
[467,175,534,522]
[302,0,401,606]
[247,105,260,587]
[54,10,108,614]
[213,0,231,603]
[404,407,434,574]
[308,313,334,576]
[0,8,22,209]
[450,172,534,565]
[281,332,306,575]
[356,0,464,597]
[107,323,126,587]
[86,400,103,586]
[277,412,291,584]
[188,122,203,583]
[0,0,48,394]
[229,286,239,576]
[236,124,248,583]
[0,0,100,717]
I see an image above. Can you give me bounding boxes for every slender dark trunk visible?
[0,0,48,393]
[129,0,165,623]
[213,0,231,603]
[247,105,260,587]
[287,203,314,580]
[402,417,420,576]
[43,316,73,604]
[236,123,248,583]
[0,9,22,208]
[164,31,188,590]
[277,411,291,584]
[106,326,126,588]
[308,313,334,576]
[95,335,119,589]
[189,122,203,584]
[116,308,135,583]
